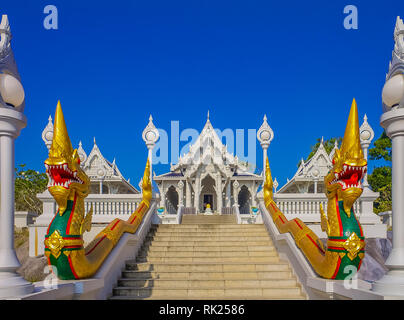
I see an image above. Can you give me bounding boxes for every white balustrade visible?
[273,193,362,223]
[37,192,144,224]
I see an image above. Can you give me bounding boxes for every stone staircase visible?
[110,216,306,300]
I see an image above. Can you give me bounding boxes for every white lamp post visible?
[142,115,159,181]
[373,16,404,296]
[359,114,375,188]
[0,15,33,298]
[257,115,274,180]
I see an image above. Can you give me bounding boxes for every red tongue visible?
[345,172,358,185]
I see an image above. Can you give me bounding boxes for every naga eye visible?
[332,159,335,165]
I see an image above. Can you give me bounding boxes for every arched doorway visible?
[238,185,251,214]
[166,185,179,214]
[200,175,216,213]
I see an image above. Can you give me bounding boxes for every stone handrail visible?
[273,193,360,223]
[23,201,157,300]
[37,191,143,224]
[258,199,384,300]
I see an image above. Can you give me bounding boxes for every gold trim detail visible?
[45,230,65,259]
[343,232,364,260]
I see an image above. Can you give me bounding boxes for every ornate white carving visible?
[142,114,159,149]
[257,114,274,148]
[42,115,53,150]
[394,16,404,61]
[0,15,11,58]
[77,141,87,165]
[359,114,375,148]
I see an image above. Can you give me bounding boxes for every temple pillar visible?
[194,176,201,213]
[217,174,222,213]
[226,182,231,207]
[185,179,191,207]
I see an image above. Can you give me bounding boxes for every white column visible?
[177,181,184,207]
[185,180,191,207]
[217,175,222,213]
[226,182,231,207]
[373,109,404,296]
[194,176,200,213]
[0,108,33,298]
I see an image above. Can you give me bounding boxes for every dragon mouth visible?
[329,164,367,191]
[45,163,83,189]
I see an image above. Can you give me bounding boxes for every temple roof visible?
[277,139,336,193]
[155,113,261,181]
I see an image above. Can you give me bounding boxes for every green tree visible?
[367,131,392,213]
[15,164,48,215]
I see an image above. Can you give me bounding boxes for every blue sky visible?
[1,0,402,186]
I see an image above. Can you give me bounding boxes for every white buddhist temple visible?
[154,114,263,215]
[277,138,338,194]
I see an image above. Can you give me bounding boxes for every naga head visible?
[44,101,90,214]
[324,98,367,215]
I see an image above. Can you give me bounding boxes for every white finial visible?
[149,114,153,121]
[207,110,210,120]
[79,141,82,147]
[42,114,54,150]
[263,114,267,122]
[93,137,96,145]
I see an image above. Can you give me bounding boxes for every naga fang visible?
[44,101,152,280]
[263,98,366,279]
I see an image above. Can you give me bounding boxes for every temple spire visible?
[49,101,73,159]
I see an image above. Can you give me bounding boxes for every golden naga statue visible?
[264,99,366,279]
[44,101,152,279]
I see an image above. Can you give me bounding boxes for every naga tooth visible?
[63,164,67,171]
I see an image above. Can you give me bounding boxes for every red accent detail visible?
[278,215,285,224]
[270,203,277,212]
[307,234,325,254]
[47,209,58,234]
[66,194,77,234]
[85,235,106,256]
[63,245,83,249]
[328,246,345,251]
[332,257,342,279]
[130,216,137,224]
[138,203,145,212]
[335,194,343,237]
[294,220,303,230]
[110,220,120,231]
[67,255,79,279]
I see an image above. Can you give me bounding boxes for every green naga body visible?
[44,101,152,279]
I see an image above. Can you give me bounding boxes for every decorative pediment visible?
[82,138,124,180]
[171,114,247,178]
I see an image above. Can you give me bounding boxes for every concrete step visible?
[146,235,270,241]
[121,270,294,280]
[117,278,298,289]
[141,240,274,247]
[152,224,265,230]
[135,256,280,264]
[141,245,275,252]
[111,287,305,299]
[151,231,270,236]
[138,250,276,258]
[181,215,237,224]
[125,262,291,272]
